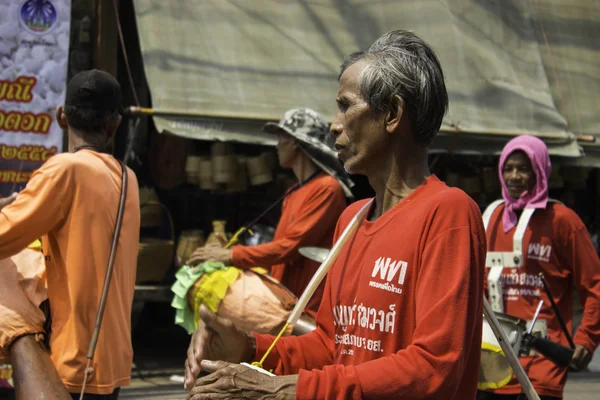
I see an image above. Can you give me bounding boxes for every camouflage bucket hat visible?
[263,108,354,198]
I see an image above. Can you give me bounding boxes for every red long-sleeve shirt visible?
[485,203,600,398]
[253,176,485,399]
[232,172,346,317]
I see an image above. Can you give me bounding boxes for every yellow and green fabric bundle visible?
[171,262,241,334]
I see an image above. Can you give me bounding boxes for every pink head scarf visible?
[498,135,551,233]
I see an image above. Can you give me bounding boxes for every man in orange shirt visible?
[478,135,600,400]
[187,108,351,318]
[184,30,485,399]
[0,70,140,399]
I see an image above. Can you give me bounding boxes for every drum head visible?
[478,349,513,390]
[479,311,526,390]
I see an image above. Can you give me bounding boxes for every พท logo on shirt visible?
[368,256,407,295]
[527,242,552,263]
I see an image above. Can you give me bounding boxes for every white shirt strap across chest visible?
[484,200,534,312]
[484,201,535,269]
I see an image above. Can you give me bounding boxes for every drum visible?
[188,269,298,336]
[479,312,527,390]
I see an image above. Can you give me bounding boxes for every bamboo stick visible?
[127,106,593,145]
[127,106,280,122]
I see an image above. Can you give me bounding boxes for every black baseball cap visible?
[65,69,122,111]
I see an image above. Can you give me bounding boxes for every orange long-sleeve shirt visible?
[232,172,346,317]
[253,176,485,399]
[0,150,140,395]
[485,203,600,398]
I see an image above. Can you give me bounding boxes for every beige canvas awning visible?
[133,0,598,161]
[526,0,600,166]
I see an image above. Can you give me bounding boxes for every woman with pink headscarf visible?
[478,135,600,400]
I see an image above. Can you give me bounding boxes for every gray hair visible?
[340,30,448,145]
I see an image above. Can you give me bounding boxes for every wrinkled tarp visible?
[133,0,598,161]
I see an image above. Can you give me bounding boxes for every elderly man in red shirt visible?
[184,30,486,400]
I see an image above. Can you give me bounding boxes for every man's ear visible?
[55,106,68,130]
[385,95,404,134]
[291,139,300,152]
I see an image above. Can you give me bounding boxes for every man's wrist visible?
[574,339,593,355]
[228,248,236,266]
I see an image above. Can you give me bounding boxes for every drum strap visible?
[239,170,321,236]
[482,199,504,230]
[79,159,129,398]
[483,199,561,312]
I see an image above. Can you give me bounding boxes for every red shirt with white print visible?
[485,202,600,398]
[253,176,485,400]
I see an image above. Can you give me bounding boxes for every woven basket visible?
[137,239,174,284]
[198,157,216,190]
[212,154,238,184]
[176,230,206,266]
[136,203,175,284]
[140,201,163,228]
[227,157,249,192]
[211,142,234,157]
[139,186,162,228]
[185,156,202,184]
[247,154,273,186]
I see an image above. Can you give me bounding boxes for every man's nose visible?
[330,112,343,138]
[507,169,519,180]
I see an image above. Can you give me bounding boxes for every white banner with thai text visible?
[0,0,71,198]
